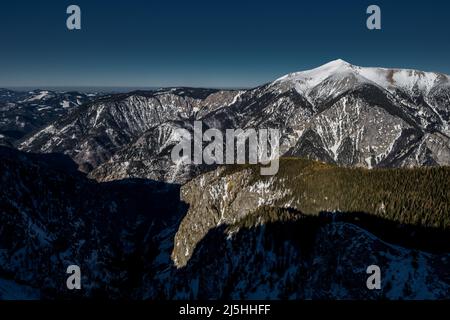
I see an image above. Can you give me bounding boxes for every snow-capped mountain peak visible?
[276,59,450,96]
[276,59,356,92]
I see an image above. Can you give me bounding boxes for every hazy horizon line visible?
[0,85,253,93]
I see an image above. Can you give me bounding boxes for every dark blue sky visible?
[1,0,449,88]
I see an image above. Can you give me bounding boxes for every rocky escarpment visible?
[165,162,450,299]
[172,160,450,268]
[172,167,291,267]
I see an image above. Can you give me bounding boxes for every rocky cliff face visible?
[165,163,450,299]
[88,121,216,184]
[172,167,290,267]
[172,159,450,268]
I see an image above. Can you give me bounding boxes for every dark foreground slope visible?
[0,146,184,299]
[166,207,450,299]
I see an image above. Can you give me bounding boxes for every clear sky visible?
[1,0,449,88]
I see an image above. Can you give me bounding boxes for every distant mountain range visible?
[1,60,449,299]
[16,59,450,183]
[0,89,102,146]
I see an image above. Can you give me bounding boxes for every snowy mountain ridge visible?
[15,60,450,183]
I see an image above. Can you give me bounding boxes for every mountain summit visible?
[277,59,450,97]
